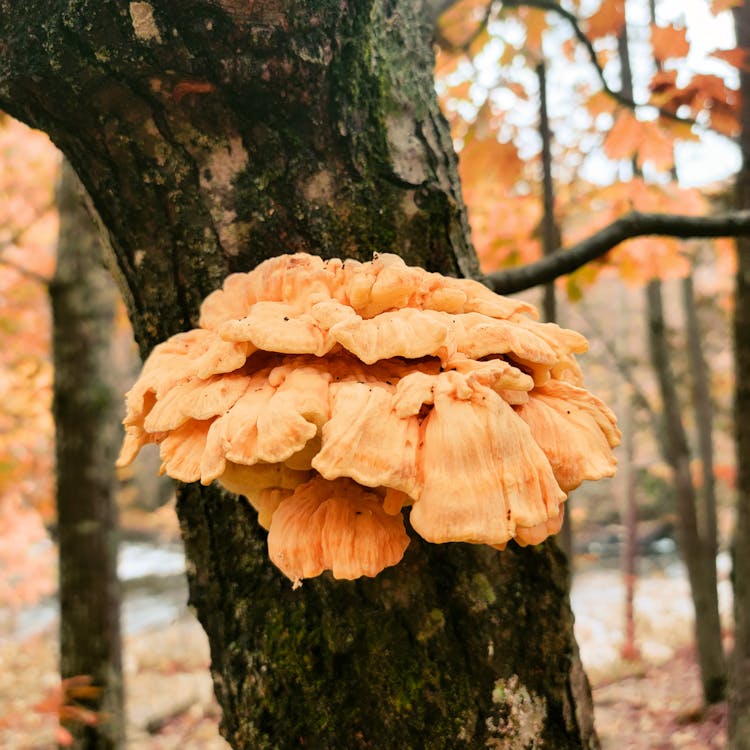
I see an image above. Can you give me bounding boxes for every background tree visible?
[52,160,124,748]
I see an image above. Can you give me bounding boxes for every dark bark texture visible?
[52,161,125,748]
[2,2,596,747]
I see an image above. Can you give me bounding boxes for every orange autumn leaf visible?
[651,24,690,62]
[459,136,523,190]
[586,90,617,118]
[661,117,700,143]
[636,121,675,171]
[710,46,750,71]
[438,0,491,48]
[690,73,739,105]
[516,7,548,57]
[708,102,741,137]
[586,0,625,40]
[562,37,577,62]
[714,462,736,489]
[447,80,473,101]
[603,110,642,161]
[710,0,742,13]
[715,237,737,277]
[617,236,690,284]
[434,48,464,79]
[649,69,680,107]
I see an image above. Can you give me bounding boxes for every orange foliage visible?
[585,0,626,40]
[457,130,544,272]
[650,24,690,63]
[0,119,59,609]
[710,0,742,14]
[515,6,548,58]
[603,110,644,161]
[436,0,738,294]
[710,47,750,71]
[562,180,707,285]
[649,71,740,136]
[34,675,104,746]
[437,0,491,49]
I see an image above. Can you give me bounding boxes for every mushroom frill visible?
[117,253,621,587]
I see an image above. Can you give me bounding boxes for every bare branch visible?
[485,209,750,294]
[0,200,56,286]
[500,0,711,134]
[0,200,56,247]
[435,1,494,53]
[578,301,660,434]
[0,255,51,285]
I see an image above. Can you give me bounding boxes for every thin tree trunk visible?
[536,60,572,567]
[681,271,719,557]
[616,289,639,661]
[51,160,124,748]
[730,3,750,744]
[536,60,559,327]
[620,395,639,661]
[646,280,725,704]
[0,3,596,747]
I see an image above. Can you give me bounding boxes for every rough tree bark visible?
[52,160,124,747]
[0,2,597,748]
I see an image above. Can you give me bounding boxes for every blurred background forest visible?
[0,0,746,747]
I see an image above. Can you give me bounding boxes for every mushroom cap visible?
[118,252,620,582]
[267,476,410,585]
[197,252,537,326]
[515,380,621,492]
[409,378,566,546]
[312,380,421,498]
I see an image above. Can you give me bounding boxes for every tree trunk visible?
[535,60,572,566]
[681,271,719,565]
[1,3,597,747]
[51,160,125,748]
[731,3,750,744]
[623,4,725,702]
[646,280,725,704]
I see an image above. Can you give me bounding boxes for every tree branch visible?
[485,209,750,294]
[500,0,708,133]
[577,301,660,435]
[435,1,494,53]
[0,255,51,285]
[0,200,56,286]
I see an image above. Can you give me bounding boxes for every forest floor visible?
[0,612,728,749]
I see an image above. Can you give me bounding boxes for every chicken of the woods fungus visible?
[117,253,621,587]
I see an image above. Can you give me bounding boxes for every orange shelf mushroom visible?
[117,253,621,587]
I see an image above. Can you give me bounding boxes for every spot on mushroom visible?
[117,253,621,585]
